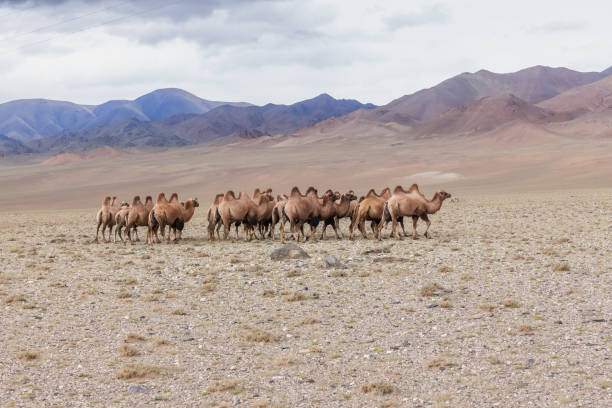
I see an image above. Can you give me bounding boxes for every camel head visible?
[191,198,200,208]
[436,190,452,201]
[343,190,358,201]
[277,193,288,201]
[120,201,129,208]
[358,196,365,202]
[132,195,141,205]
[103,196,111,205]
[265,188,273,195]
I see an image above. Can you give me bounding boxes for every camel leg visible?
[399,217,407,237]
[102,224,108,243]
[349,214,358,240]
[95,221,101,243]
[334,217,343,239]
[216,221,222,240]
[421,214,431,238]
[134,226,140,242]
[310,224,317,242]
[320,221,328,240]
[115,225,120,244]
[279,215,286,244]
[223,220,230,240]
[331,219,341,240]
[358,218,368,239]
[411,216,418,240]
[290,218,299,242]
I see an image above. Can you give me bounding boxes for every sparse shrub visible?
[419,283,445,297]
[172,309,187,316]
[244,328,279,343]
[285,270,301,278]
[119,345,140,357]
[6,294,26,304]
[438,266,453,273]
[301,317,320,325]
[17,351,39,361]
[124,334,146,343]
[361,381,396,395]
[552,263,570,272]
[285,292,307,302]
[206,378,242,394]
[116,364,161,380]
[503,300,520,309]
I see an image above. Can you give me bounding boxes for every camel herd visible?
[94,185,451,244]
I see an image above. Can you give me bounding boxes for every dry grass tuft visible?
[172,309,187,316]
[17,351,40,361]
[285,270,301,278]
[552,263,570,272]
[479,304,496,312]
[285,292,307,302]
[6,294,26,304]
[117,290,132,299]
[503,300,520,309]
[116,364,161,380]
[361,381,397,395]
[518,325,535,334]
[244,327,279,343]
[438,266,454,273]
[153,337,172,347]
[206,378,242,394]
[119,344,140,357]
[301,317,320,325]
[124,333,146,343]
[419,283,445,297]
[427,355,458,369]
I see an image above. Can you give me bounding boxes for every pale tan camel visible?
[320,190,357,239]
[217,191,257,241]
[207,193,224,242]
[95,196,120,243]
[171,198,199,240]
[147,193,184,244]
[377,184,451,240]
[270,193,289,240]
[349,188,392,240]
[280,187,323,244]
[114,201,130,243]
[125,195,153,244]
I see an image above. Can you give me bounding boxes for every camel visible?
[377,184,451,240]
[280,187,322,243]
[113,201,130,243]
[170,198,199,241]
[123,196,153,244]
[207,193,224,241]
[349,188,392,240]
[270,193,289,240]
[217,191,258,241]
[252,189,274,239]
[318,191,342,239]
[95,196,119,243]
[319,190,357,239]
[147,193,184,244]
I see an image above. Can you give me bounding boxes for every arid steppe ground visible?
[0,189,610,407]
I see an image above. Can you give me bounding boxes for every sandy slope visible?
[0,190,610,407]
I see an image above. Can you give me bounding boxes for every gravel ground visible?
[0,190,610,407]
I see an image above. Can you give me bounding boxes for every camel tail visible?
[384,202,391,222]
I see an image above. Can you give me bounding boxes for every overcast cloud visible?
[0,0,611,105]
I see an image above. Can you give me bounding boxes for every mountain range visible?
[1,64,611,157]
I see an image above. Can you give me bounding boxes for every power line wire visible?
[0,1,180,56]
[3,1,134,42]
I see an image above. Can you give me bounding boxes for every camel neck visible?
[425,194,443,214]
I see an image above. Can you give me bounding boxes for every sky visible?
[0,0,611,106]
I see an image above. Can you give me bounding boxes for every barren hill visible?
[537,75,612,114]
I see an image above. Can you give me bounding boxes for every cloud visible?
[383,4,449,30]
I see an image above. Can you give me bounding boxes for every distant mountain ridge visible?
[28,94,375,154]
[0,88,251,143]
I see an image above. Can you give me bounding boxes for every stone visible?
[324,255,346,268]
[270,243,310,260]
[128,385,149,393]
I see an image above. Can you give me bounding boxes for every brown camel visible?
[207,193,224,242]
[377,184,451,240]
[251,189,274,240]
[113,201,130,243]
[147,193,184,244]
[217,191,258,241]
[318,191,342,239]
[349,188,392,240]
[124,195,153,244]
[171,198,199,240]
[320,190,357,239]
[280,187,322,244]
[95,196,119,243]
[270,193,289,240]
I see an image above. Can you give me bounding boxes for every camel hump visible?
[265,188,273,194]
[145,195,153,203]
[408,183,420,193]
[132,195,141,205]
[306,186,318,195]
[169,193,179,202]
[253,188,261,197]
[103,196,111,205]
[393,185,408,194]
[290,187,302,197]
[224,190,236,201]
[157,193,167,203]
[213,193,224,205]
[365,189,378,198]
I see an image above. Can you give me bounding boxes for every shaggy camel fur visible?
[270,193,289,240]
[377,184,451,240]
[147,193,184,244]
[217,191,258,241]
[280,187,323,244]
[124,196,153,244]
[95,196,119,243]
[207,193,224,241]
